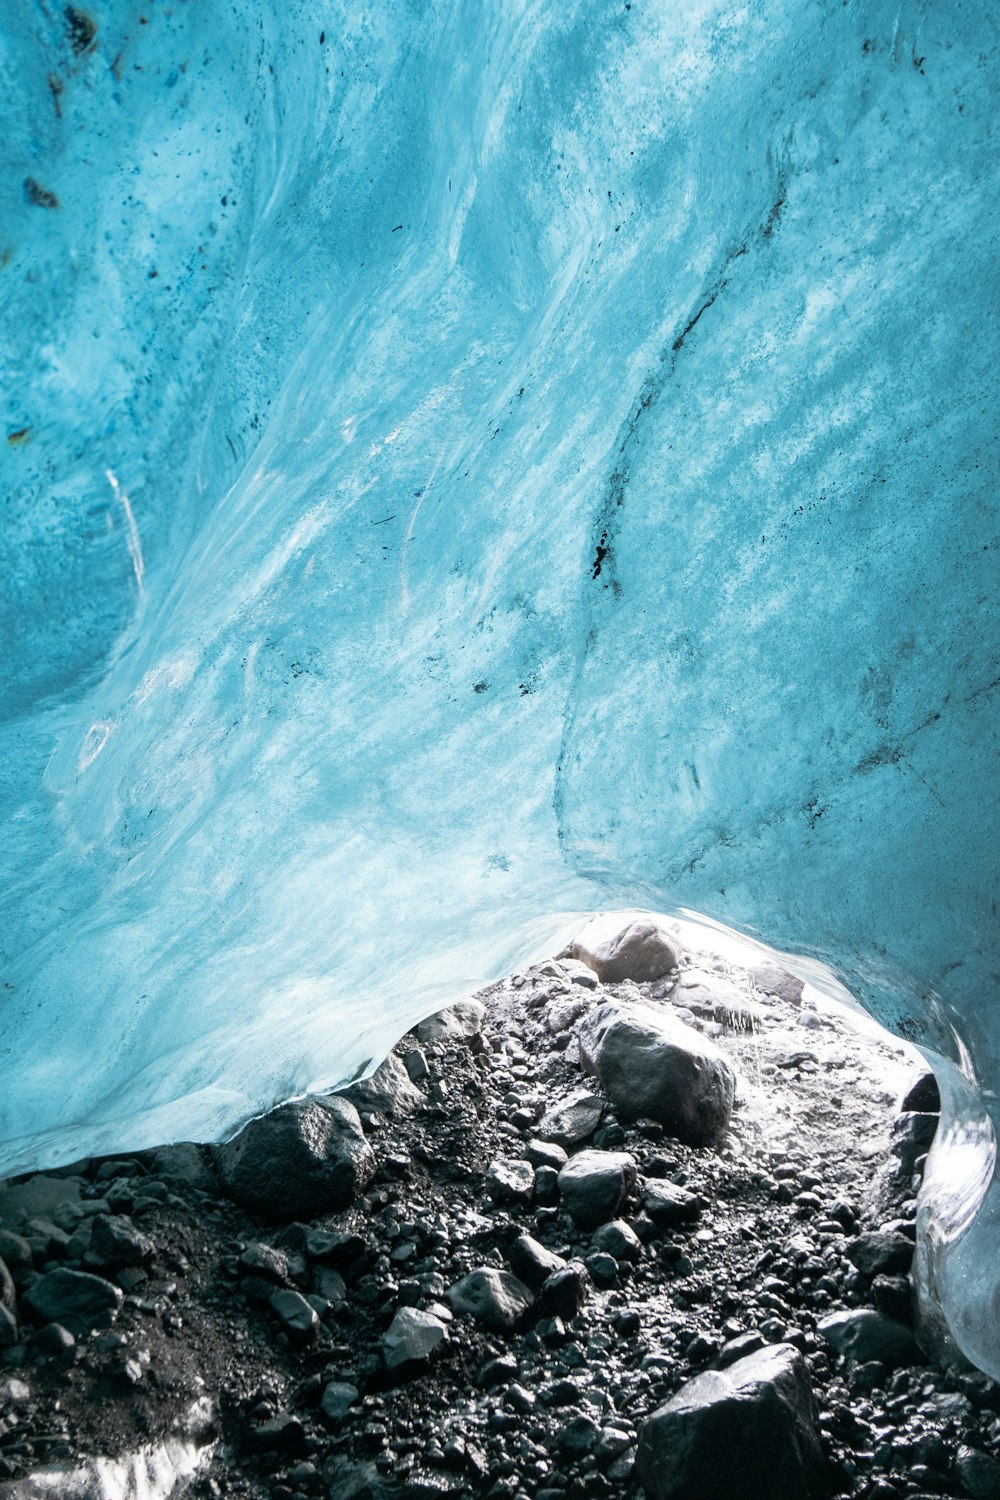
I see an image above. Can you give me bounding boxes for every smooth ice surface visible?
[1,2,998,1369]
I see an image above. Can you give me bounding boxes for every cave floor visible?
[1,941,999,1500]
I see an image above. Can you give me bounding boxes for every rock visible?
[270,1288,320,1339]
[404,1047,429,1083]
[32,1321,76,1357]
[871,1274,913,1324]
[570,916,678,983]
[524,1138,568,1170]
[321,1380,360,1421]
[537,1092,604,1146]
[240,1241,290,1284]
[555,958,600,989]
[0,1231,32,1280]
[717,1331,767,1367]
[0,1376,30,1408]
[539,1264,589,1319]
[447,1268,534,1330]
[313,1265,348,1305]
[508,1234,566,1288]
[817,1309,920,1366]
[846,1230,914,1277]
[749,960,805,1004]
[636,1342,824,1500]
[244,1413,307,1456]
[214,1095,375,1220]
[0,1303,16,1346]
[642,1179,704,1228]
[23,1267,123,1335]
[383,1307,447,1369]
[592,1219,643,1262]
[338,1050,424,1117]
[413,999,485,1043]
[0,1254,16,1311]
[578,1001,735,1146]
[88,1213,154,1269]
[585,1251,619,1286]
[558,1149,636,1227]
[957,1445,1000,1500]
[486,1159,535,1207]
[150,1142,219,1191]
[901,1070,941,1113]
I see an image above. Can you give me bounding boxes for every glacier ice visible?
[1,1,998,1371]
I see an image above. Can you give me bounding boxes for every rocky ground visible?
[2,918,1000,1500]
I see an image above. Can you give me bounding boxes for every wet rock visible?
[636,1342,824,1500]
[0,1231,32,1281]
[240,1240,290,1284]
[558,1149,636,1227]
[383,1307,447,1370]
[413,999,485,1043]
[524,1138,568,1171]
[87,1213,154,1270]
[818,1308,920,1366]
[577,1002,735,1146]
[338,1050,424,1118]
[214,1095,375,1220]
[447,1268,533,1330]
[0,1254,16,1310]
[539,1263,589,1319]
[537,1091,604,1146]
[571,917,678,983]
[591,1219,642,1262]
[642,1179,704,1228]
[846,1230,914,1277]
[270,1288,319,1340]
[31,1321,76,1357]
[150,1142,219,1192]
[321,1380,360,1421]
[23,1267,123,1335]
[508,1234,566,1287]
[957,1445,1000,1500]
[244,1412,307,1456]
[486,1159,535,1207]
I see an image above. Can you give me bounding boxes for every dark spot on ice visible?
[473,681,489,694]
[24,178,59,209]
[65,5,97,54]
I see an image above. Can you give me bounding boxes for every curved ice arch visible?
[1,1,998,1372]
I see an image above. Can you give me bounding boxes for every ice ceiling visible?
[2,0,998,1371]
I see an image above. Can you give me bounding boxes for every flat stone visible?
[817,1309,920,1367]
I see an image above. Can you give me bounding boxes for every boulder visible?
[150,1142,219,1192]
[636,1343,824,1500]
[413,999,485,1043]
[87,1214,154,1269]
[214,1095,375,1220]
[846,1230,914,1277]
[486,1159,535,1207]
[337,1050,424,1117]
[642,1179,705,1228]
[508,1234,566,1288]
[558,1150,636,1228]
[270,1288,319,1340]
[538,1091,604,1146]
[817,1309,920,1367]
[578,1001,735,1146]
[383,1307,447,1369]
[749,960,805,1004]
[591,1219,643,1263]
[447,1268,533,1330]
[570,917,678,983]
[23,1268,123,1335]
[321,1382,359,1422]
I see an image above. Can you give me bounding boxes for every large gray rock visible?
[447,1268,533,1330]
[570,917,678,983]
[23,1268,123,1336]
[383,1307,447,1369]
[636,1343,824,1500]
[413,999,485,1043]
[337,1050,424,1117]
[215,1095,375,1220]
[578,1001,735,1146]
[749,960,805,1004]
[558,1150,636,1228]
[817,1308,920,1367]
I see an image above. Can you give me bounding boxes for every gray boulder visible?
[321,1381,360,1421]
[578,1001,735,1146]
[23,1268,123,1336]
[383,1307,447,1369]
[270,1288,319,1340]
[642,1179,704,1228]
[558,1150,636,1228]
[571,917,678,983]
[749,959,805,1003]
[337,1050,424,1118]
[447,1268,534,1330]
[87,1214,154,1270]
[817,1308,920,1367]
[636,1342,824,1500]
[413,999,485,1043]
[215,1095,375,1220]
[486,1159,535,1207]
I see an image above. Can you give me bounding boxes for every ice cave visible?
[1,0,999,1461]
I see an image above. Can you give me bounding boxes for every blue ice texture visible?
[1,0,998,1373]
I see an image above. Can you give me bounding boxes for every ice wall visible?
[1,1,998,1370]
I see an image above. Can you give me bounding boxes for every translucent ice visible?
[1,2,997,1370]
